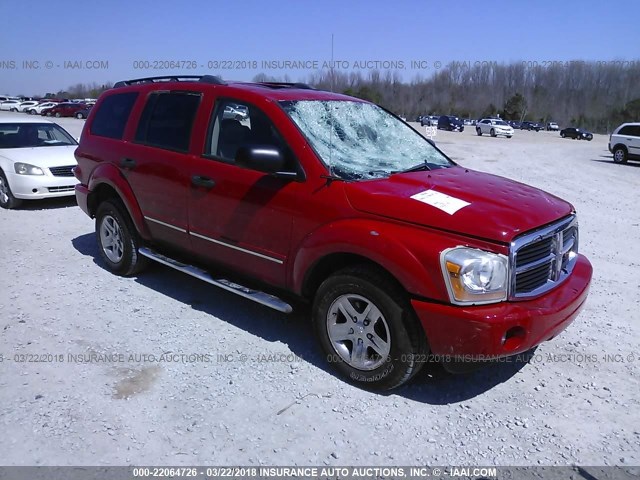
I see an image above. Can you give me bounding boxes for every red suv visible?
[74,75,592,390]
[42,102,88,118]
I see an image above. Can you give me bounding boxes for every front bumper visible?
[412,254,592,359]
[7,171,77,199]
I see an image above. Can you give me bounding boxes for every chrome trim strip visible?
[190,231,284,264]
[144,216,187,233]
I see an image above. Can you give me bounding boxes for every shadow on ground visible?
[72,232,531,403]
[591,155,640,167]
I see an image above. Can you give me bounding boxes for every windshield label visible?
[410,190,470,215]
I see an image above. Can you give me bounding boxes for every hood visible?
[344,166,573,243]
[0,145,77,169]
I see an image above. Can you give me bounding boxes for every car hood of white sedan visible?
[0,145,77,168]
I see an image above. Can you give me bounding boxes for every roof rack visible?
[255,82,314,90]
[113,75,225,88]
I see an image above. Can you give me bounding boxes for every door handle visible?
[191,175,216,189]
[120,158,136,169]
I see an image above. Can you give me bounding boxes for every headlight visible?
[441,247,509,305]
[14,162,44,175]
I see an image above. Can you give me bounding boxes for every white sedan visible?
[16,101,39,112]
[0,117,78,209]
[0,100,23,111]
[25,102,58,115]
[476,118,514,138]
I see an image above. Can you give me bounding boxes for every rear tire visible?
[95,199,149,276]
[0,170,22,209]
[613,147,628,164]
[312,265,428,390]
[76,112,83,119]
[490,128,496,137]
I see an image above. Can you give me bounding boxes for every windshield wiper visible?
[393,162,432,174]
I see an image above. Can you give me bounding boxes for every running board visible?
[138,247,293,313]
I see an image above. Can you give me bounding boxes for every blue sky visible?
[1,0,639,96]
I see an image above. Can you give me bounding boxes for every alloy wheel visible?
[326,294,391,371]
[100,215,125,263]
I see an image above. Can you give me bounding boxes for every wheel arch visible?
[301,252,405,301]
[612,143,628,153]
[86,166,151,240]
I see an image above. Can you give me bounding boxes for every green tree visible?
[502,93,527,120]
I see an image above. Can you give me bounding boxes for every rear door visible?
[117,90,202,248]
[625,126,640,159]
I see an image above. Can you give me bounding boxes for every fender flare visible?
[291,219,451,302]
[87,163,151,240]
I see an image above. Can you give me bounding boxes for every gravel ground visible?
[0,112,639,467]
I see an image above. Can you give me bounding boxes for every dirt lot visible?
[1,112,639,466]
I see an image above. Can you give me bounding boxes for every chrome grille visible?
[510,215,579,299]
[49,166,75,177]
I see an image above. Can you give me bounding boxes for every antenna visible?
[330,33,334,93]
[329,33,335,175]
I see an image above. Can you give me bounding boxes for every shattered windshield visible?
[280,100,453,180]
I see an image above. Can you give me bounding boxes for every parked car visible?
[41,102,88,118]
[476,118,514,138]
[560,127,593,141]
[0,118,79,209]
[546,122,559,131]
[0,100,23,111]
[521,121,542,131]
[74,75,592,390]
[222,103,249,120]
[74,105,92,119]
[25,102,59,115]
[609,122,640,164]
[421,115,439,127]
[509,121,522,129]
[438,115,464,131]
[16,101,39,112]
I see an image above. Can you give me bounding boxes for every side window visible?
[91,92,138,139]
[135,91,201,152]
[632,126,640,137]
[618,126,633,136]
[205,99,295,171]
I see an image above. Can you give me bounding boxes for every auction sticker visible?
[410,189,470,215]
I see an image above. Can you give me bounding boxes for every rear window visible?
[135,91,201,152]
[618,125,640,137]
[90,92,138,139]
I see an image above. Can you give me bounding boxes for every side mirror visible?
[235,145,285,174]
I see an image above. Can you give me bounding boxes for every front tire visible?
[312,265,427,390]
[613,147,628,164]
[95,200,149,276]
[76,112,84,119]
[0,170,22,209]
[476,127,482,136]
[490,128,496,137]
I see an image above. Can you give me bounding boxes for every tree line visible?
[43,61,640,133]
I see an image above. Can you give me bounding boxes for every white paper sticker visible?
[410,190,470,215]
